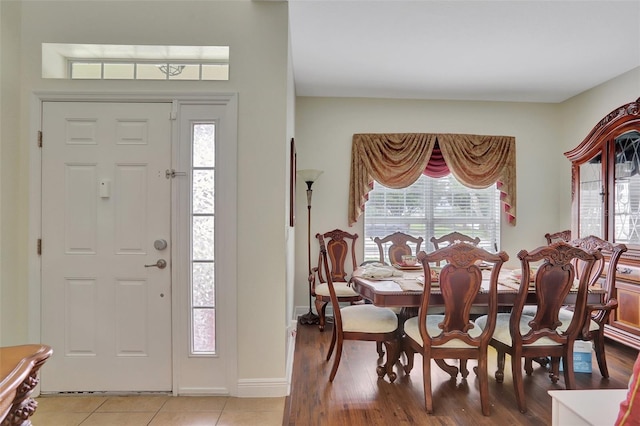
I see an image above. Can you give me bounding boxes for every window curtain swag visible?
[348,133,516,226]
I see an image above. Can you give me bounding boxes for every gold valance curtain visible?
[348,133,516,226]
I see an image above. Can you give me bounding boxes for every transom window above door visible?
[41,43,229,81]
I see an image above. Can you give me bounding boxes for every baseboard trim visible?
[176,387,230,396]
[236,378,289,398]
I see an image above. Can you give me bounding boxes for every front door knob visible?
[145,259,167,269]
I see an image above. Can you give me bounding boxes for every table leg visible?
[377,339,399,383]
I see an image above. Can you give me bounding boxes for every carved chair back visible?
[317,235,344,332]
[568,235,627,301]
[512,242,602,347]
[545,229,572,245]
[429,232,481,267]
[417,243,508,348]
[374,232,424,265]
[315,229,359,283]
[430,231,480,251]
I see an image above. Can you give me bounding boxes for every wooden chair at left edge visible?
[319,234,400,383]
[309,229,363,331]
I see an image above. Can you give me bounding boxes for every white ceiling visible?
[288,0,640,103]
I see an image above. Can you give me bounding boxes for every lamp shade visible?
[297,169,323,184]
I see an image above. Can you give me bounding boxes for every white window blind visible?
[363,174,501,261]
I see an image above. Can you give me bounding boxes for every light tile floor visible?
[32,394,285,426]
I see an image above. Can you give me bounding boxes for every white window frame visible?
[68,59,229,81]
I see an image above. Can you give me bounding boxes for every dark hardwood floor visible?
[284,322,638,425]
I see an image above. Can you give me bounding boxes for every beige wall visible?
[557,67,640,228]
[560,67,640,144]
[293,70,640,310]
[285,23,296,357]
[1,0,290,386]
[0,0,23,344]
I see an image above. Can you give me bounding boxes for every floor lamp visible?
[297,169,323,325]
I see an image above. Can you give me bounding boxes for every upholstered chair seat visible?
[314,282,359,298]
[405,315,482,349]
[340,305,398,333]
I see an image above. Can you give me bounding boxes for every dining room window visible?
[191,123,216,354]
[363,173,501,261]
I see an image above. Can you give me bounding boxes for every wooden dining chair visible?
[524,235,627,379]
[402,243,509,415]
[430,232,481,266]
[476,242,602,413]
[309,229,363,331]
[318,235,400,383]
[373,232,424,265]
[371,231,424,357]
[545,229,572,245]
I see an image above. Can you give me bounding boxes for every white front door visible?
[40,101,172,392]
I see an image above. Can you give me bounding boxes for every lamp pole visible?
[297,169,323,325]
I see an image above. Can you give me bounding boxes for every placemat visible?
[396,278,425,292]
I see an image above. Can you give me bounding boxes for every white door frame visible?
[28,91,238,395]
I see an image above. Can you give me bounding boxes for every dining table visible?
[351,264,605,308]
[350,263,606,379]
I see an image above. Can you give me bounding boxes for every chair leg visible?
[423,354,433,414]
[511,355,527,413]
[524,357,533,375]
[549,356,560,384]
[326,327,337,361]
[495,350,505,383]
[376,341,384,357]
[563,349,576,390]
[477,356,490,416]
[593,333,609,378]
[315,299,327,331]
[328,336,344,382]
[460,359,469,378]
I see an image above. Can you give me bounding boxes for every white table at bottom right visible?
[549,389,627,426]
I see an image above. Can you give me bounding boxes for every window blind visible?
[363,174,501,262]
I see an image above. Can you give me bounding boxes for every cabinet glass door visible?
[579,153,604,238]
[614,131,640,244]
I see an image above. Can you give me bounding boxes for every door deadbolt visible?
[145,259,167,269]
[154,239,168,250]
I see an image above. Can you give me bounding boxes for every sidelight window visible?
[191,123,216,354]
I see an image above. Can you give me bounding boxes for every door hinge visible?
[37,238,42,255]
[38,131,43,148]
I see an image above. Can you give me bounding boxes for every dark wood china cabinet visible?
[565,97,640,349]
